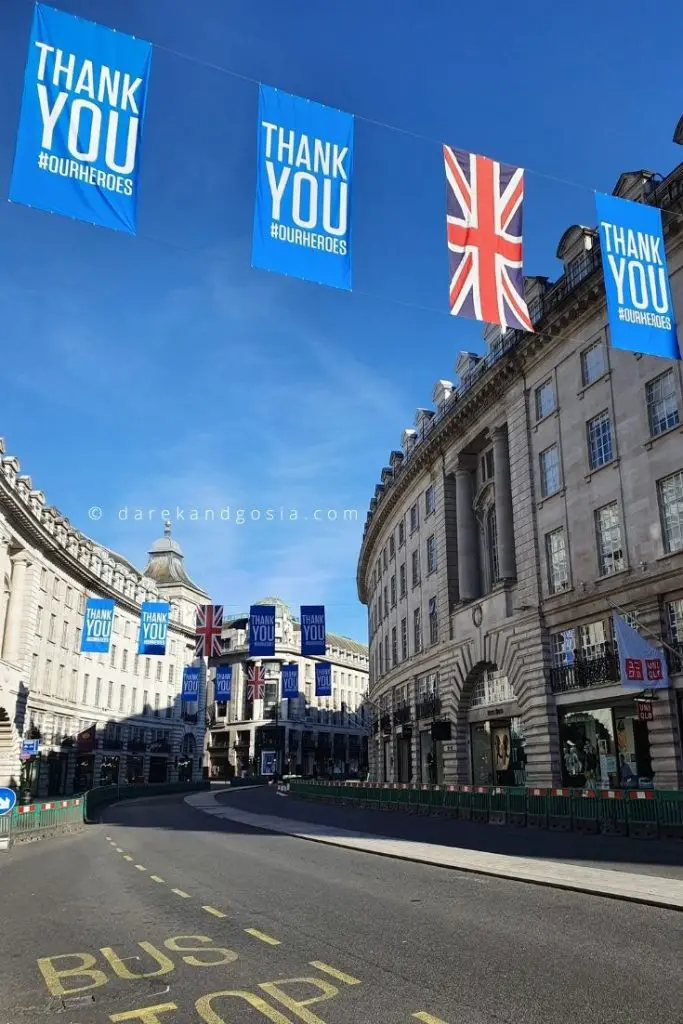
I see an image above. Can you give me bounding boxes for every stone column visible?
[455,462,480,601]
[492,426,516,580]
[2,554,30,665]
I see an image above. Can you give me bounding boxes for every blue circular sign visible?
[0,788,17,816]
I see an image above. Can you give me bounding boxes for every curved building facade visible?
[0,438,210,796]
[358,161,683,790]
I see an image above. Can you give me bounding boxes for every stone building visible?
[0,440,209,796]
[207,598,369,778]
[357,159,683,790]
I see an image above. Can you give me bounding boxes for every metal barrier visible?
[287,780,683,840]
[0,797,84,847]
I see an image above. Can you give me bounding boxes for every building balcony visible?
[549,652,620,694]
[208,740,232,753]
[149,740,171,754]
[393,703,412,726]
[665,641,683,676]
[128,739,147,753]
[416,696,441,720]
[380,713,392,734]
[101,732,123,750]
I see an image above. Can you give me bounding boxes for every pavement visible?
[188,787,683,911]
[0,789,681,1024]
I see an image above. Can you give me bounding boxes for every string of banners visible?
[9,4,680,360]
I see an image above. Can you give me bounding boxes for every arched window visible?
[486,506,499,589]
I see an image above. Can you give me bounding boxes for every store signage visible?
[487,707,506,717]
[636,700,654,722]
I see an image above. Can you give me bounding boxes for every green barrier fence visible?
[0,796,84,846]
[287,781,683,840]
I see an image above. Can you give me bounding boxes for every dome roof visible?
[254,596,291,615]
[142,521,208,597]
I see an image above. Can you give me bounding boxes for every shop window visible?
[470,717,526,786]
[559,707,653,789]
[470,669,515,708]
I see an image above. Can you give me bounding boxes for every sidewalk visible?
[185,787,683,911]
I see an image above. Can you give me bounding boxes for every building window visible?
[378,643,383,676]
[156,662,162,682]
[383,547,388,571]
[485,507,499,588]
[61,620,68,647]
[398,521,405,547]
[30,653,38,684]
[425,485,436,516]
[540,445,561,498]
[411,549,420,587]
[65,586,72,608]
[647,370,679,437]
[658,469,683,553]
[36,605,43,634]
[82,673,89,705]
[122,649,128,672]
[410,503,419,533]
[166,699,173,719]
[595,502,624,576]
[94,677,101,706]
[119,685,125,712]
[535,379,555,420]
[546,528,569,593]
[107,681,114,708]
[143,690,149,713]
[384,635,389,671]
[429,597,438,645]
[40,567,47,589]
[145,658,151,679]
[581,339,606,386]
[110,644,117,668]
[399,563,407,598]
[131,687,137,713]
[154,693,160,717]
[48,613,56,642]
[400,617,408,660]
[168,664,175,685]
[391,626,397,666]
[52,576,61,598]
[480,449,494,483]
[78,593,86,614]
[389,535,395,559]
[74,627,81,652]
[413,608,422,654]
[378,594,383,620]
[426,534,437,573]
[587,410,613,469]
[56,664,64,695]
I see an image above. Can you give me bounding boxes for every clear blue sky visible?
[2,0,683,642]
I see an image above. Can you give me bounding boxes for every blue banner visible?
[10,4,152,234]
[249,604,275,657]
[596,192,680,360]
[182,666,200,702]
[281,663,299,699]
[252,85,353,291]
[138,601,169,655]
[300,605,326,655]
[215,665,232,702]
[80,597,115,653]
[315,662,332,697]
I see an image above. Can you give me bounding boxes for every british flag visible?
[444,145,533,332]
[195,604,223,658]
[247,663,265,701]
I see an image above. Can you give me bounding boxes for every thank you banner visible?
[249,604,275,657]
[596,192,680,360]
[315,662,332,697]
[215,665,232,702]
[10,3,152,234]
[182,666,200,702]
[300,605,326,656]
[138,601,169,655]
[281,663,299,699]
[80,597,115,653]
[252,85,353,291]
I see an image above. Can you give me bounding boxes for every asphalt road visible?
[0,788,681,1024]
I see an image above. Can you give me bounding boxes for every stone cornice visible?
[0,452,196,637]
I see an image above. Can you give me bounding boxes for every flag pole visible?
[606,598,681,662]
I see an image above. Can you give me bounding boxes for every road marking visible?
[202,906,227,918]
[309,961,361,985]
[123,855,133,861]
[115,847,124,853]
[245,928,281,946]
[105,835,111,840]
[171,888,191,899]
[135,864,146,871]
[413,1013,450,1023]
[150,875,165,883]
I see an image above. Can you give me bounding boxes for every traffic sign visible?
[20,739,39,757]
[0,788,17,816]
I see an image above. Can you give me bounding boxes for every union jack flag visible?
[195,604,223,658]
[247,663,265,701]
[444,145,533,332]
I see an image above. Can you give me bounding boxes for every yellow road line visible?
[135,864,146,871]
[171,888,191,898]
[245,928,280,946]
[123,855,133,861]
[412,1013,450,1023]
[202,906,227,918]
[150,875,165,883]
[309,961,361,985]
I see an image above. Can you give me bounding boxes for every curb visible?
[185,790,683,913]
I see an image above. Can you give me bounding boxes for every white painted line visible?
[172,888,191,899]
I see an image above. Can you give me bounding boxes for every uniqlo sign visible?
[637,701,654,722]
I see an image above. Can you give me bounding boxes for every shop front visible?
[558,701,654,789]
[464,669,527,786]
[395,727,412,783]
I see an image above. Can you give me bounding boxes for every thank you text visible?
[138,602,169,655]
[300,605,326,656]
[80,598,115,653]
[10,3,152,233]
[596,192,680,360]
[182,666,200,702]
[252,85,354,290]
[249,604,276,657]
[215,665,232,702]
[281,663,299,699]
[315,662,332,697]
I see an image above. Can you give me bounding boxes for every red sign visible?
[637,701,654,722]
